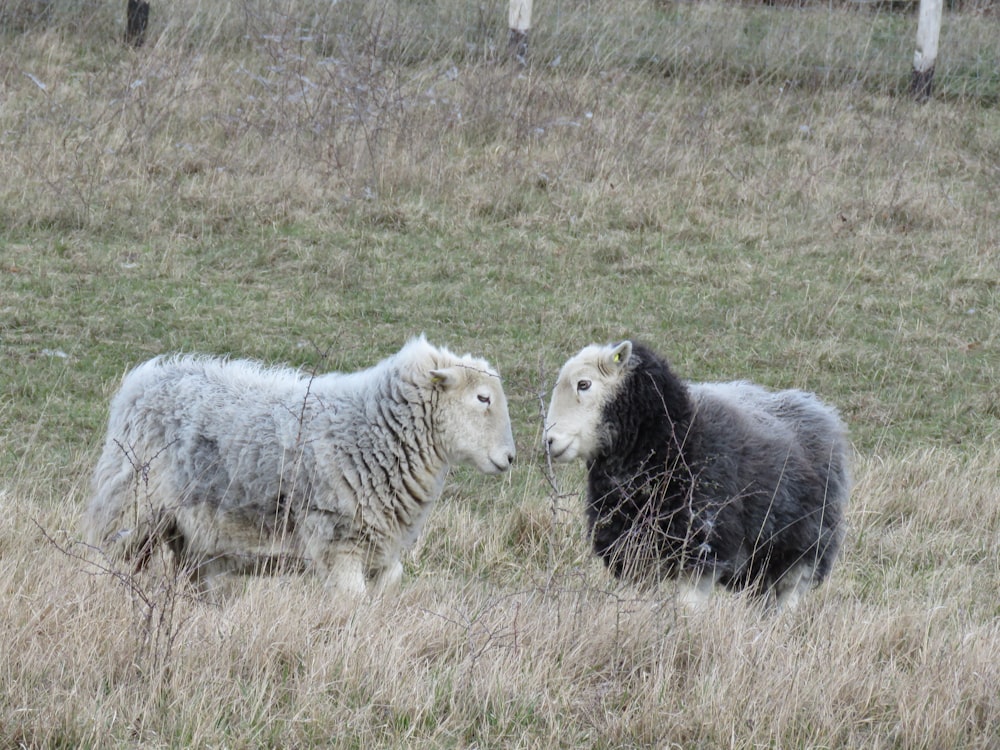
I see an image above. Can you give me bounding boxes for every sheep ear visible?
[429,367,462,389]
[608,340,632,370]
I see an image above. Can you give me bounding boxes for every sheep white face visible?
[545,341,632,463]
[432,363,516,474]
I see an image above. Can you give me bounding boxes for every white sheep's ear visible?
[429,367,462,389]
[607,340,632,370]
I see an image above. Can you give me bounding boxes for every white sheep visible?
[545,340,851,610]
[83,336,516,594]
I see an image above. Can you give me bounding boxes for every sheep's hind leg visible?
[186,555,240,598]
[772,563,814,612]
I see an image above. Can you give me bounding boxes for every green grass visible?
[1,0,999,746]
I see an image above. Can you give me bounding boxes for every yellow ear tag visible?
[613,353,621,363]
[431,374,444,384]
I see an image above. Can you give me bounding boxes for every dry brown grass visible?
[2,0,998,237]
[3,449,999,747]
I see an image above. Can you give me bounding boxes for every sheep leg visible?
[371,559,404,595]
[676,569,716,609]
[772,563,813,612]
[314,549,368,595]
[299,510,370,594]
[186,556,239,597]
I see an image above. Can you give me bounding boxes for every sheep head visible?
[544,340,633,463]
[429,361,516,474]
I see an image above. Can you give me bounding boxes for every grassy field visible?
[2,0,999,746]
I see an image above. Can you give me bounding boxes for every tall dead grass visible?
[2,447,999,747]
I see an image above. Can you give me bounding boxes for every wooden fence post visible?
[508,0,532,64]
[910,0,943,101]
[125,0,150,48]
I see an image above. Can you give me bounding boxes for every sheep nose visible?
[506,452,515,466]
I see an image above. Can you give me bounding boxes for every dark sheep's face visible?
[544,341,632,463]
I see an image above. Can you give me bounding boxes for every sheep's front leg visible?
[317,550,368,595]
[676,568,716,609]
[371,558,403,595]
[301,510,369,595]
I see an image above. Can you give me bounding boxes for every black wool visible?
[585,343,709,581]
[581,341,849,601]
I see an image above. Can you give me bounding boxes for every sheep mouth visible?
[547,443,572,462]
[489,458,514,473]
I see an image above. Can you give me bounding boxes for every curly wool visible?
[83,336,515,594]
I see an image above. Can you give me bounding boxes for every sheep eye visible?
[477,394,491,405]
[577,380,592,392]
